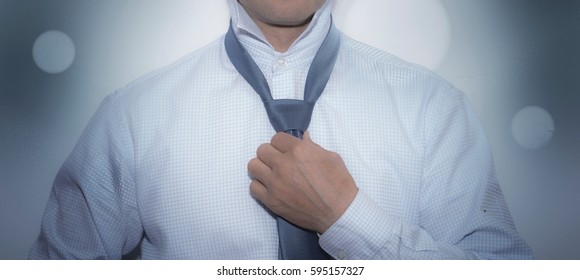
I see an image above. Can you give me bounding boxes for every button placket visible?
[273,56,288,73]
[271,56,295,100]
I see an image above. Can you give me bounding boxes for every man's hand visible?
[248,132,358,234]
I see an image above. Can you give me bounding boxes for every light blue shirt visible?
[30,0,533,259]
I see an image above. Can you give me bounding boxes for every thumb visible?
[303,131,312,142]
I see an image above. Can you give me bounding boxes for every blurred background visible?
[0,0,578,259]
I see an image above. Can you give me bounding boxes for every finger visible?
[303,131,323,149]
[271,132,301,153]
[247,157,272,186]
[256,143,282,168]
[249,179,269,203]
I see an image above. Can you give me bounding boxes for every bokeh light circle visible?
[511,106,555,150]
[32,30,76,74]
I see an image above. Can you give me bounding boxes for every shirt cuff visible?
[319,190,401,260]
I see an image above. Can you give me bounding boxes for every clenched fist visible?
[248,132,358,233]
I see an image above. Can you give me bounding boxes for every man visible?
[30,0,533,259]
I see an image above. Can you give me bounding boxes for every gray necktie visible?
[225,21,340,260]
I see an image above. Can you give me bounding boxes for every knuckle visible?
[271,132,284,144]
[247,158,257,171]
[249,180,265,198]
[256,143,270,157]
[249,179,260,191]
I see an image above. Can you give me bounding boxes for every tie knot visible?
[264,100,315,135]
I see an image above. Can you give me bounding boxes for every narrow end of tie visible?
[285,129,304,139]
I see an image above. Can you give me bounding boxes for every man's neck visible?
[249,16,314,53]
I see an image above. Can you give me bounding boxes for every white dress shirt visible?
[30,0,533,259]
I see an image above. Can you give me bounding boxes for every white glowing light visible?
[32,30,76,74]
[511,106,555,150]
[333,0,451,70]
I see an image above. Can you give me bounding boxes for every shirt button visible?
[337,250,347,260]
[276,58,287,65]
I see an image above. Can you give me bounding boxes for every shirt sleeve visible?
[319,87,534,260]
[29,93,143,259]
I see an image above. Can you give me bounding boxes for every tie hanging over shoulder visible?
[224,20,341,138]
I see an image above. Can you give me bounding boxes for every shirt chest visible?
[131,79,424,248]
